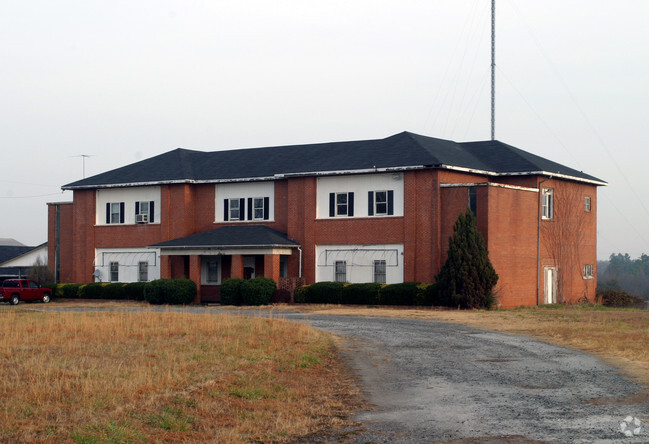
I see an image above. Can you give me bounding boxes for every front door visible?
[544,267,557,304]
[243,256,256,280]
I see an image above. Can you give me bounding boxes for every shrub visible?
[103,283,125,300]
[436,210,498,309]
[379,282,420,305]
[220,278,245,305]
[299,281,344,304]
[414,283,439,306]
[123,282,147,300]
[58,283,81,299]
[144,279,196,305]
[599,289,646,308]
[79,282,104,299]
[242,277,276,306]
[341,283,381,305]
[294,285,310,303]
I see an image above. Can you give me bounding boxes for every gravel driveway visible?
[283,313,648,443]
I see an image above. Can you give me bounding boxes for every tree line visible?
[598,253,649,300]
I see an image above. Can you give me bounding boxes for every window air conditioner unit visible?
[136,214,148,224]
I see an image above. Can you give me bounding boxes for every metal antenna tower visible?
[71,154,95,178]
[491,0,496,140]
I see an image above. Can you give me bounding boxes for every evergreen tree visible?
[436,210,498,309]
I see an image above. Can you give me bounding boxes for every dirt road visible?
[293,314,648,443]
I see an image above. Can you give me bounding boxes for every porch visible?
[150,226,301,303]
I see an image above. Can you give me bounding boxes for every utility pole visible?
[491,0,496,140]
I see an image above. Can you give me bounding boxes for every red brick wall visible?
[286,177,317,282]
[69,190,96,283]
[539,179,598,303]
[47,202,74,283]
[485,185,539,307]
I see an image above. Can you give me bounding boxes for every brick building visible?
[48,132,606,307]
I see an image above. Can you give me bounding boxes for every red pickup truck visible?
[0,279,52,305]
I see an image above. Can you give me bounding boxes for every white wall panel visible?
[316,173,404,219]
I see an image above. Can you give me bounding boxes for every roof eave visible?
[438,165,607,186]
[149,243,299,250]
[61,165,607,190]
[62,179,197,191]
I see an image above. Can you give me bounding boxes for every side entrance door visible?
[544,267,558,304]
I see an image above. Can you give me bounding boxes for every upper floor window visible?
[583,264,594,279]
[248,197,270,221]
[368,190,394,216]
[329,192,354,217]
[225,198,243,221]
[584,196,591,212]
[106,202,125,224]
[542,188,554,220]
[135,201,155,224]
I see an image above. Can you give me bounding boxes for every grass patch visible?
[0,309,361,443]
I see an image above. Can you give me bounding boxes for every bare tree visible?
[541,184,592,303]
[28,256,55,285]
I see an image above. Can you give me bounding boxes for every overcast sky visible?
[1,1,648,260]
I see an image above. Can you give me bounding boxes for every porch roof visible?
[149,225,299,250]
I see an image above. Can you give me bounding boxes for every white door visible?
[544,267,557,304]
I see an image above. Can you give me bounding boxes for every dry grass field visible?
[0,309,361,443]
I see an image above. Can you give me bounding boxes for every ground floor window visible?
[374,260,387,284]
[110,262,119,282]
[335,261,347,282]
[138,261,148,282]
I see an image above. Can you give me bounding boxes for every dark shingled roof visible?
[63,132,605,189]
[0,246,35,264]
[150,226,299,249]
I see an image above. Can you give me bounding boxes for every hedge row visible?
[220,277,276,306]
[294,282,441,306]
[47,279,196,305]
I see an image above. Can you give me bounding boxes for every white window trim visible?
[374,191,388,216]
[583,264,594,279]
[542,188,554,220]
[336,192,350,217]
[229,198,242,221]
[253,197,265,221]
[584,196,591,212]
